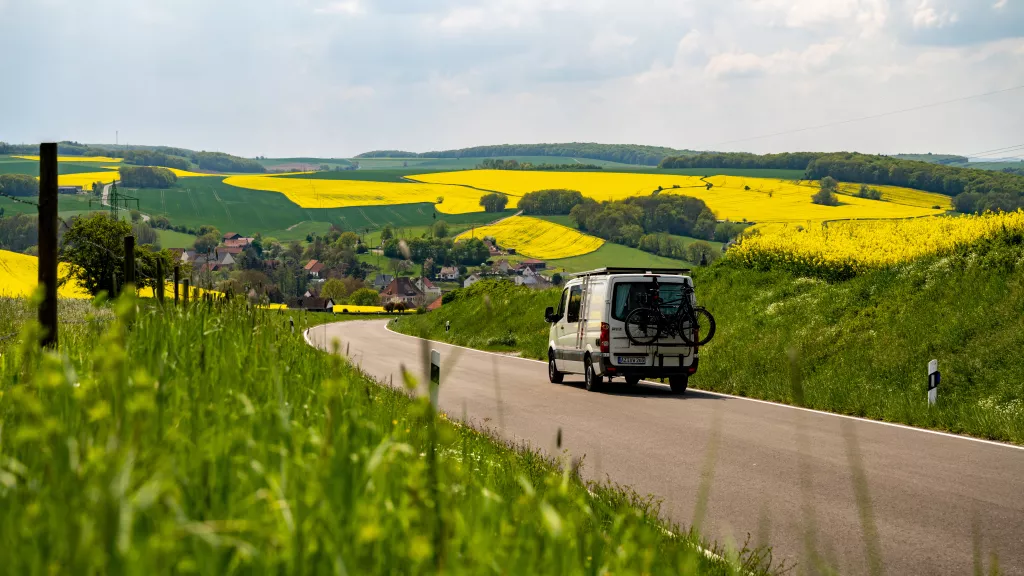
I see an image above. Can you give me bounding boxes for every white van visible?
[544,268,702,393]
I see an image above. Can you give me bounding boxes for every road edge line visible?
[379,322,1024,452]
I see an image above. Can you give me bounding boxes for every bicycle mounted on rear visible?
[623,276,716,347]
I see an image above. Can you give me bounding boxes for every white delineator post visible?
[430,349,441,409]
[928,359,940,406]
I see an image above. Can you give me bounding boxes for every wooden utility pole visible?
[155,258,164,304]
[38,143,58,348]
[173,265,180,305]
[123,235,135,291]
[183,279,190,305]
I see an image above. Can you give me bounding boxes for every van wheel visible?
[548,352,564,384]
[584,356,601,392]
[669,375,688,395]
[625,375,641,387]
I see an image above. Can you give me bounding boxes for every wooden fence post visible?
[38,143,58,348]
[155,258,164,304]
[183,279,190,306]
[173,265,180,305]
[123,235,135,291]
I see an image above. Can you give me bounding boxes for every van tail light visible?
[600,322,610,353]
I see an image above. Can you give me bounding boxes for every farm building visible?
[380,277,423,306]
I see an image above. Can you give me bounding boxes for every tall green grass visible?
[0,296,773,574]
[393,243,1024,443]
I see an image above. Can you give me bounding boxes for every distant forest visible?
[0,141,265,174]
[356,143,694,166]
[661,151,1024,213]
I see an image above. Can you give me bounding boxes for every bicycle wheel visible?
[625,308,661,345]
[679,307,716,346]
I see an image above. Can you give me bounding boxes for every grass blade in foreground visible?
[0,297,775,574]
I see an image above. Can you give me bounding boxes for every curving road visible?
[308,319,1024,575]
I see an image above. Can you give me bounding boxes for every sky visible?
[1,0,1022,158]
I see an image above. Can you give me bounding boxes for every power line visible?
[967,144,1024,159]
[965,143,1024,157]
[709,84,1024,148]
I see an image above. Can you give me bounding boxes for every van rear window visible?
[611,282,687,321]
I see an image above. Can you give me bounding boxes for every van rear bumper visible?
[599,356,698,377]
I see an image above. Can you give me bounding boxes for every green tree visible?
[812,177,840,206]
[60,213,170,295]
[380,226,394,243]
[432,220,450,238]
[337,231,359,249]
[686,240,718,265]
[479,193,509,213]
[349,287,381,306]
[194,233,219,253]
[320,278,349,302]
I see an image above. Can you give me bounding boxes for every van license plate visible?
[617,356,646,365]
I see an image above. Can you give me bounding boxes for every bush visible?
[0,174,39,196]
[479,192,509,212]
[349,287,381,306]
[518,189,585,215]
[120,166,177,189]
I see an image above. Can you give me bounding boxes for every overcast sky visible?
[1,0,1022,158]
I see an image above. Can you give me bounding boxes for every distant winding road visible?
[308,319,1024,575]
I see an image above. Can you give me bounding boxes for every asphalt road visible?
[308,320,1024,575]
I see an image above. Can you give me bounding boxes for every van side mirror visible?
[544,306,558,323]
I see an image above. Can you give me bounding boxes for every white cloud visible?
[912,0,959,28]
[993,0,1008,8]
[313,0,363,15]
[705,40,845,78]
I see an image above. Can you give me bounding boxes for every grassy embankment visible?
[0,296,773,574]
[392,237,1024,444]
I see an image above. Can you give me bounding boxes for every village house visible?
[437,266,459,281]
[304,259,325,278]
[372,274,394,291]
[492,259,512,274]
[414,277,442,300]
[463,273,483,288]
[380,277,424,306]
[426,296,443,311]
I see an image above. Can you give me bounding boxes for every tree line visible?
[0,174,38,196]
[1,141,266,174]
[475,159,604,171]
[511,189,745,261]
[357,143,694,166]
[120,166,178,189]
[660,151,1024,213]
[123,150,190,170]
[382,237,491,267]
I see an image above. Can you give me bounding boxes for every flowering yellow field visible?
[457,215,604,259]
[100,166,217,178]
[14,155,122,163]
[223,174,504,214]
[332,304,414,314]
[57,171,120,188]
[0,249,91,298]
[413,170,945,223]
[730,211,1024,279]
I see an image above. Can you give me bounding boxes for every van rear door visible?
[607,277,694,368]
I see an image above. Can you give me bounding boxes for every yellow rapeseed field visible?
[457,215,604,259]
[0,249,91,299]
[100,166,217,178]
[730,211,1024,279]
[332,304,414,314]
[413,170,945,223]
[223,174,505,214]
[56,171,120,189]
[14,155,122,163]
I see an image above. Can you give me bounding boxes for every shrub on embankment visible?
[395,246,1024,444]
[0,296,769,574]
